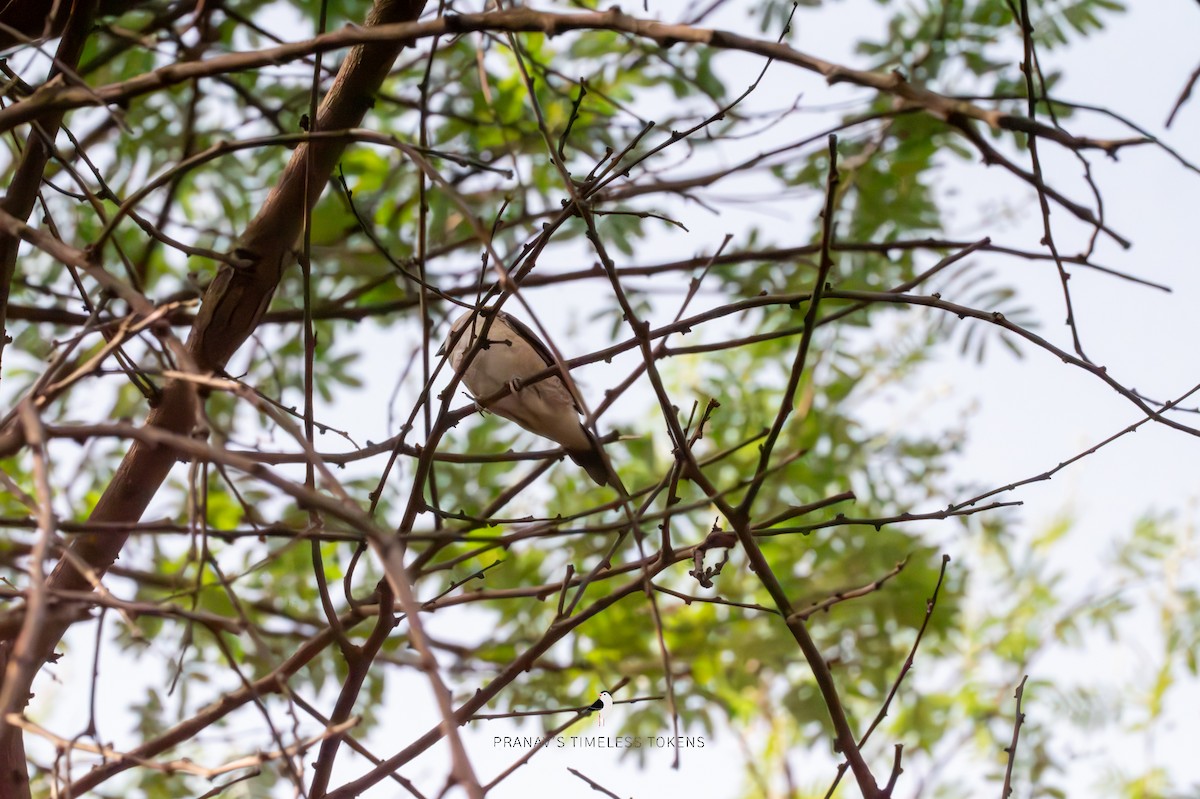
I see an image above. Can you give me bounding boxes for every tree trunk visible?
[0,0,428,789]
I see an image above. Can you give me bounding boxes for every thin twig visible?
[1000,676,1029,799]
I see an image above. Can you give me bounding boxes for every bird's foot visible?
[465,391,488,416]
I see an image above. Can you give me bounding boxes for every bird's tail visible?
[568,427,611,487]
[568,446,610,487]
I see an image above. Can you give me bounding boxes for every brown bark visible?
[0,0,74,49]
[0,6,100,797]
[0,0,426,788]
[0,0,98,381]
[0,0,145,49]
[0,644,28,799]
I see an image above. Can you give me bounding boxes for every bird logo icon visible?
[588,690,614,727]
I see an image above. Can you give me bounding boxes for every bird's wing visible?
[499,312,585,413]
[498,312,554,367]
[494,312,609,485]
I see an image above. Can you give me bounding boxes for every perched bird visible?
[588,690,614,726]
[440,308,609,486]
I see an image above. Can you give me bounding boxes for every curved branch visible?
[0,8,1150,159]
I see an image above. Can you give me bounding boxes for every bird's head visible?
[437,307,492,357]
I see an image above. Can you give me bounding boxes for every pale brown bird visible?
[439,309,609,486]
